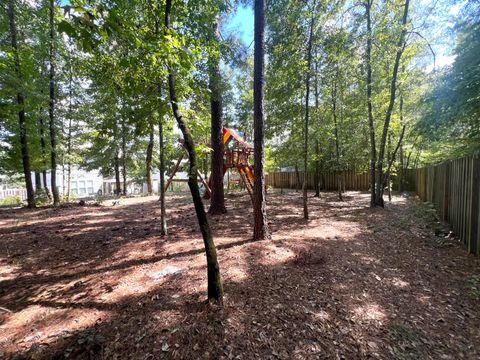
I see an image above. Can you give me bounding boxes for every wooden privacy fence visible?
[411,155,480,256]
[266,170,370,191]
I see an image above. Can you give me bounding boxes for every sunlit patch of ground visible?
[0,190,479,359]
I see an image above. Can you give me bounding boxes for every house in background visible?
[30,168,104,198]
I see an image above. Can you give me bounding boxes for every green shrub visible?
[0,195,22,206]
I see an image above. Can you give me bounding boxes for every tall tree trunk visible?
[159,108,167,236]
[114,152,121,196]
[164,0,223,302]
[39,109,51,200]
[366,0,376,208]
[49,0,59,206]
[151,9,168,235]
[302,4,315,219]
[208,16,227,215]
[146,119,154,194]
[374,0,410,207]
[314,61,321,198]
[8,0,35,208]
[66,53,73,202]
[332,75,342,201]
[121,119,127,196]
[253,0,270,239]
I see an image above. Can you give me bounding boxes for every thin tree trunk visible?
[66,52,73,202]
[302,3,315,219]
[387,133,392,202]
[208,17,227,215]
[295,164,300,192]
[49,0,59,206]
[374,0,410,207]
[399,143,404,192]
[114,152,121,196]
[159,107,167,236]
[314,62,321,198]
[332,74,342,201]
[39,112,51,200]
[146,119,154,194]
[8,0,35,208]
[121,119,127,196]
[314,140,320,197]
[164,0,223,302]
[151,9,168,235]
[35,172,42,192]
[366,0,376,208]
[253,0,270,239]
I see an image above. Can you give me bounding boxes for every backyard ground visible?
[0,190,479,359]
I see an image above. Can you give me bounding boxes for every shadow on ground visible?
[1,190,479,359]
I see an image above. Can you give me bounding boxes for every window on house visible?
[71,181,78,195]
[87,180,94,195]
[78,180,86,196]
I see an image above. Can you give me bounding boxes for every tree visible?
[6,0,35,208]
[302,1,316,219]
[164,0,223,303]
[373,0,410,207]
[145,118,155,194]
[208,15,227,215]
[253,0,271,240]
[49,0,60,206]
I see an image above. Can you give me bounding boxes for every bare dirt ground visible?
[0,190,479,359]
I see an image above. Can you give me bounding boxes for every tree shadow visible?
[2,191,480,359]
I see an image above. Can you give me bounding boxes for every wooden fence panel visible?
[414,155,480,255]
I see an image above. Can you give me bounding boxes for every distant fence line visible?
[266,170,370,191]
[0,188,27,200]
[267,157,480,256]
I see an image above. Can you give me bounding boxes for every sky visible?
[223,4,254,46]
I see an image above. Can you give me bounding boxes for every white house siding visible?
[32,168,103,198]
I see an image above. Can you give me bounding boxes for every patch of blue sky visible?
[222,4,254,46]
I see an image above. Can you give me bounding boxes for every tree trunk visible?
[121,119,127,196]
[387,133,392,202]
[159,108,167,236]
[38,111,52,200]
[49,0,59,206]
[314,61,321,198]
[374,0,410,207]
[253,0,270,240]
[151,10,168,235]
[66,53,73,202]
[8,0,35,208]
[164,0,223,302]
[146,119,154,194]
[208,17,227,215]
[314,140,320,197]
[295,164,300,192]
[332,74,342,201]
[302,4,315,219]
[114,152,121,196]
[366,0,376,208]
[35,172,42,192]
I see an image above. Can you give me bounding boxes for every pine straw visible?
[0,191,479,359]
